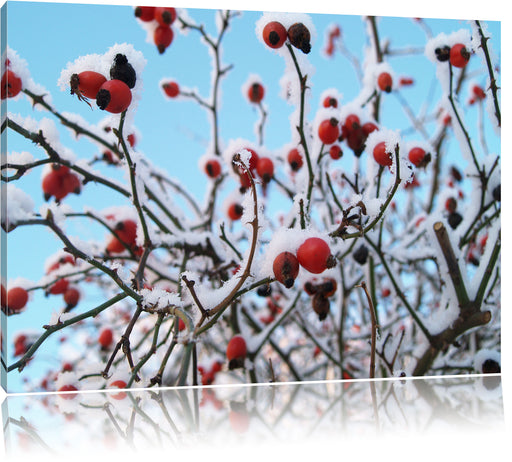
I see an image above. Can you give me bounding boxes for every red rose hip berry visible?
[287,148,303,171]
[227,203,244,221]
[273,251,300,288]
[377,72,393,93]
[63,287,80,309]
[329,145,343,160]
[1,70,22,99]
[247,82,265,103]
[70,71,107,101]
[318,118,340,145]
[134,6,155,22]
[408,147,427,167]
[154,25,174,54]
[297,237,336,274]
[373,141,393,167]
[226,335,247,370]
[262,21,287,49]
[7,287,29,312]
[323,96,338,108]
[204,159,221,179]
[162,81,180,98]
[154,7,176,26]
[256,157,274,184]
[98,328,114,349]
[96,79,132,113]
[450,43,470,68]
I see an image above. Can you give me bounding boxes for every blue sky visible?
[2,0,502,392]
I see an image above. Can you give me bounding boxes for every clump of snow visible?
[3,184,35,227]
[6,151,34,167]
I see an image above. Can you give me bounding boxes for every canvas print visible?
[0,1,501,395]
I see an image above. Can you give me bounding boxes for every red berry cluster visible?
[135,6,177,54]
[45,254,80,310]
[70,53,135,113]
[262,21,312,54]
[42,164,81,202]
[340,114,379,157]
[233,148,275,190]
[435,43,470,68]
[273,237,336,291]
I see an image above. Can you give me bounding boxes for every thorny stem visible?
[474,20,501,127]
[286,43,314,213]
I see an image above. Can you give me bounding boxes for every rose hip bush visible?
[1,6,501,393]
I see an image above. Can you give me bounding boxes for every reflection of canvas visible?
[1,377,504,456]
[1,2,501,394]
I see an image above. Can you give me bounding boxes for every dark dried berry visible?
[312,293,330,321]
[287,23,311,54]
[352,244,369,265]
[450,166,463,182]
[435,45,451,62]
[492,184,501,202]
[110,54,136,89]
[304,281,317,295]
[257,285,272,297]
[482,358,500,374]
[447,211,463,229]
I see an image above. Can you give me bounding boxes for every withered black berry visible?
[435,45,451,62]
[312,293,330,321]
[353,244,369,265]
[287,23,311,54]
[110,54,136,89]
[482,358,500,374]
[447,211,463,229]
[492,184,501,202]
[257,285,272,297]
